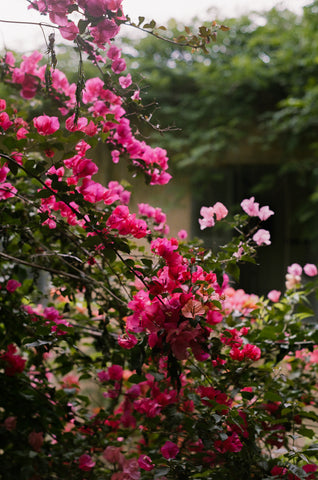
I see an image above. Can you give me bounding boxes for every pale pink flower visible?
[213,201,228,220]
[267,290,281,302]
[304,263,318,277]
[119,74,132,89]
[199,206,215,230]
[285,273,301,290]
[131,90,141,101]
[252,229,271,246]
[241,196,259,216]
[178,229,188,240]
[287,263,302,276]
[258,205,274,221]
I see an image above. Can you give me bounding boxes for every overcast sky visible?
[0,0,312,51]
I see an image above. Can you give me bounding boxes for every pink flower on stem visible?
[90,19,120,48]
[6,279,21,293]
[304,263,318,277]
[33,115,59,135]
[118,333,138,349]
[258,205,274,221]
[112,58,126,74]
[0,344,26,376]
[241,197,259,216]
[199,206,215,230]
[178,229,188,240]
[78,454,96,471]
[160,441,179,459]
[267,290,281,302]
[252,229,271,246]
[59,22,79,41]
[213,201,228,220]
[138,455,155,471]
[199,202,228,230]
[119,74,132,89]
[288,263,302,276]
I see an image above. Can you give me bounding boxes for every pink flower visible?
[119,74,132,89]
[107,45,121,60]
[288,263,302,276]
[199,202,228,230]
[199,206,215,230]
[103,446,124,464]
[6,279,21,293]
[0,344,26,376]
[267,290,281,302]
[138,455,155,471]
[258,205,274,221]
[65,114,88,132]
[107,364,123,381]
[241,196,259,216]
[16,127,29,139]
[178,229,188,240]
[0,182,17,200]
[304,263,318,277]
[111,58,126,74]
[213,202,228,220]
[252,229,271,246]
[160,441,179,459]
[33,115,59,135]
[0,112,13,130]
[89,19,120,48]
[59,21,79,40]
[131,89,141,101]
[118,333,138,349]
[214,432,243,453]
[78,454,96,471]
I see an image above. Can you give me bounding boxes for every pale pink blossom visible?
[131,89,141,101]
[178,229,188,240]
[258,205,274,221]
[199,206,215,230]
[287,263,302,276]
[304,263,318,277]
[252,229,271,246]
[285,273,301,290]
[119,74,132,89]
[213,202,228,220]
[241,197,259,216]
[267,290,281,302]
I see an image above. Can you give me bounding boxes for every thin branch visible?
[0,18,59,30]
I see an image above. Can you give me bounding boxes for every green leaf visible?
[154,467,170,478]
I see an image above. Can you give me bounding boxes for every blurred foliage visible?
[121,2,318,223]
